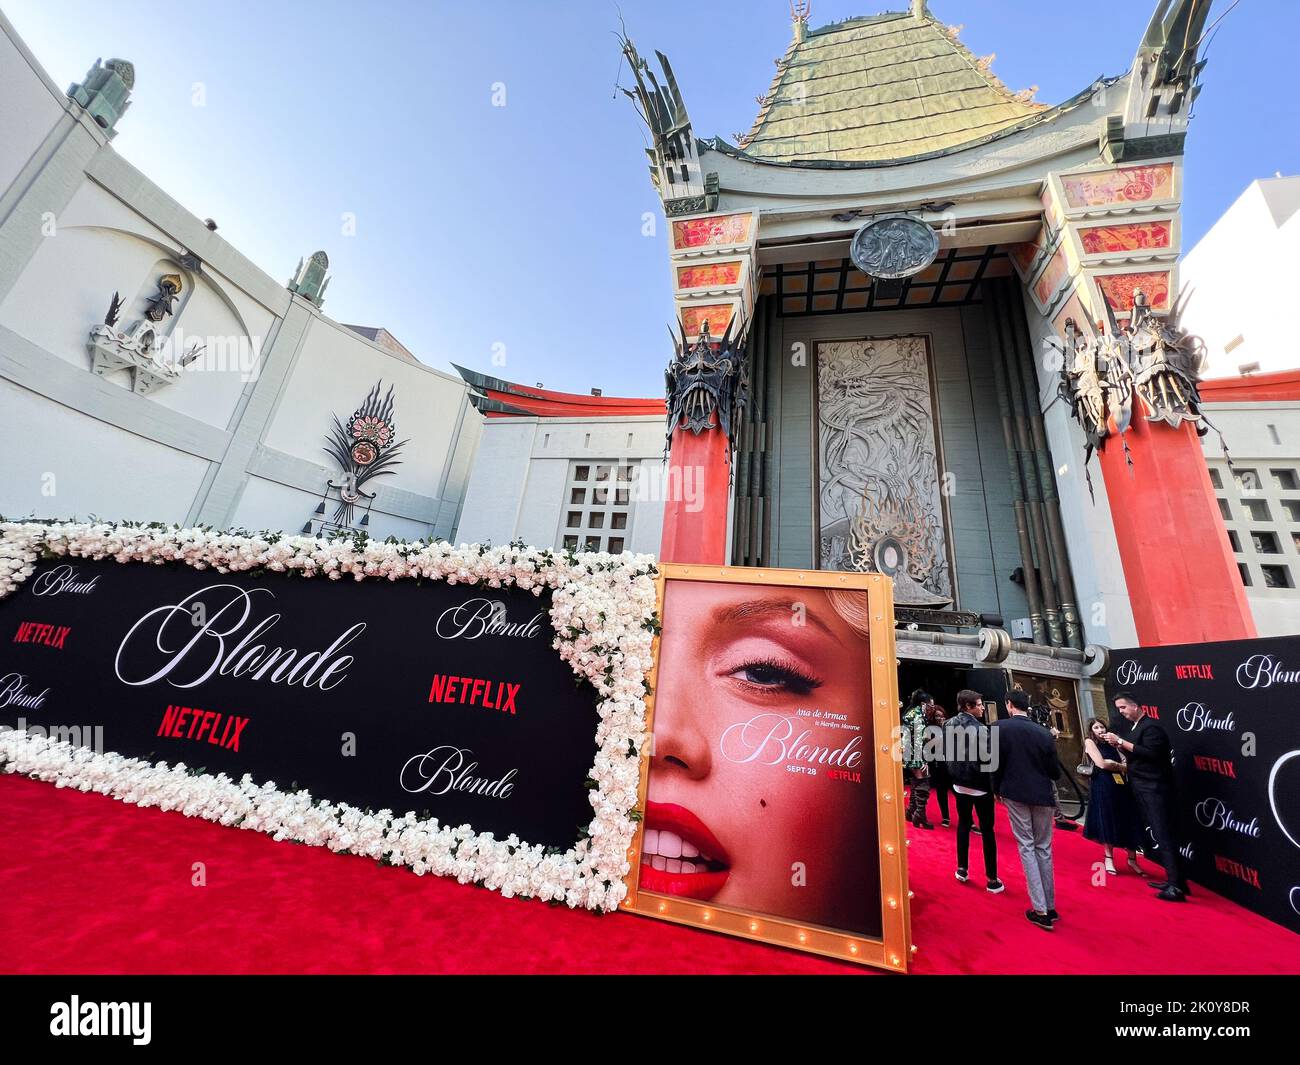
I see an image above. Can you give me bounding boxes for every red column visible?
[1099,417,1255,645]
[658,424,731,565]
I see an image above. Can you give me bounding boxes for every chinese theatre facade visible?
[620,0,1250,742]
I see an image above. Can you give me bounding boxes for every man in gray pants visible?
[992,690,1062,930]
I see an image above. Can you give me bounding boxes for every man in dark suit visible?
[1105,692,1188,902]
[993,690,1062,930]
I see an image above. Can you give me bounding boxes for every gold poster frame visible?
[620,563,911,972]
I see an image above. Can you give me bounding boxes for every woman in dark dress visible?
[925,704,952,828]
[1082,718,1146,875]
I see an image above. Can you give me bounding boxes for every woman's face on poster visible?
[642,581,877,929]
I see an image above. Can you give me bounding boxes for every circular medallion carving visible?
[849,215,940,280]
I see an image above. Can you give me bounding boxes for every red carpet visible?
[0,774,1294,974]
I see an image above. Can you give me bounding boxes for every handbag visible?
[1075,760,1093,778]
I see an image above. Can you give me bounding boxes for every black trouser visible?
[930,763,951,823]
[955,791,998,878]
[1131,780,1186,889]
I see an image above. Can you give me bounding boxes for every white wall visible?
[0,181,276,430]
[0,14,482,540]
[1181,177,1300,379]
[262,316,471,501]
[0,25,64,196]
[1202,399,1300,637]
[0,377,210,521]
[456,420,536,544]
[457,415,667,553]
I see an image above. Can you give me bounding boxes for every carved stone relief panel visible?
[816,336,952,604]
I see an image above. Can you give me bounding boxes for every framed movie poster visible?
[621,564,911,971]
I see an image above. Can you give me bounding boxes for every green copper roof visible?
[739,8,1045,164]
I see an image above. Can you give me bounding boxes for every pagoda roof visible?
[737,6,1047,166]
[451,365,665,419]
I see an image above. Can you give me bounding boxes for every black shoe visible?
[1156,885,1186,902]
[955,868,969,883]
[1046,909,1059,922]
[1025,910,1054,930]
[986,878,1005,894]
[971,825,982,834]
[912,815,935,830]
[941,819,951,828]
[1148,880,1192,896]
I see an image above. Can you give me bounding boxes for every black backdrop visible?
[0,558,601,849]
[1107,635,1300,934]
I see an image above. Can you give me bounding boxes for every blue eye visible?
[732,659,821,696]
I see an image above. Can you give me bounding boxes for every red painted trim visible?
[1199,369,1300,404]
[1099,417,1255,646]
[658,425,731,565]
[478,387,665,419]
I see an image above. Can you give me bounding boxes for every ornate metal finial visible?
[288,250,331,308]
[1054,288,1225,498]
[68,58,135,137]
[664,318,749,461]
[790,1,812,42]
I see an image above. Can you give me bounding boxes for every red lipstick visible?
[638,801,731,900]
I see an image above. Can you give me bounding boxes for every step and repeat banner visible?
[1107,636,1300,934]
[0,537,910,969]
[0,557,601,849]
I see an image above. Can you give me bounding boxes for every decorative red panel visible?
[670,213,753,251]
[1078,220,1172,255]
[1094,271,1171,312]
[676,262,743,289]
[1033,249,1069,307]
[1060,164,1174,209]
[678,302,735,338]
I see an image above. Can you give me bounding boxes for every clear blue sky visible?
[6,0,1296,397]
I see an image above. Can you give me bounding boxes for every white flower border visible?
[0,521,657,912]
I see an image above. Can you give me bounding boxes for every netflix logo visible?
[1193,754,1237,779]
[1175,663,1214,680]
[12,620,71,649]
[428,674,520,714]
[156,704,249,752]
[1214,854,1261,889]
[1143,704,1160,719]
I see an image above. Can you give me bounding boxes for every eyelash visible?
[729,657,822,696]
